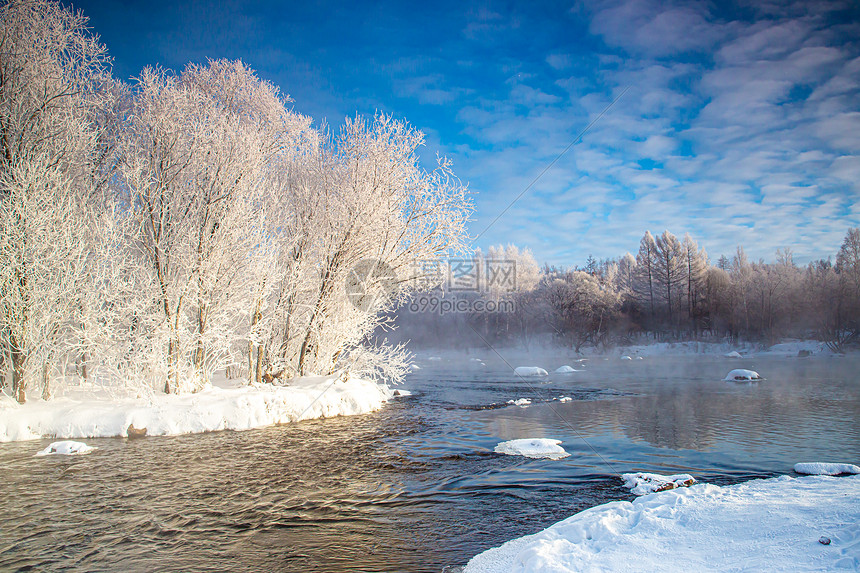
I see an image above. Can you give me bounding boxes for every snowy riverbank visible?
[464,474,860,572]
[0,375,395,442]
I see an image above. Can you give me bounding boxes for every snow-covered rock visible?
[554,365,579,373]
[514,366,548,376]
[558,396,572,402]
[620,355,632,360]
[494,438,570,460]
[1,375,394,443]
[794,462,860,475]
[723,368,763,381]
[507,398,532,407]
[724,351,742,358]
[622,472,696,495]
[35,440,96,456]
[464,475,860,573]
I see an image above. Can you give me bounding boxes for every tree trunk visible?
[247,342,255,385]
[255,343,265,385]
[11,346,25,404]
[41,361,51,400]
[248,303,262,385]
[165,338,177,394]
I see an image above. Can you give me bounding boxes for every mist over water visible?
[2,355,858,572]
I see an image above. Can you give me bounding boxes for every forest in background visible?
[388,228,860,353]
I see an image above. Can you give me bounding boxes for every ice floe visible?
[514,367,548,376]
[35,440,96,456]
[494,438,570,460]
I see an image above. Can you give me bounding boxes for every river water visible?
[2,354,859,572]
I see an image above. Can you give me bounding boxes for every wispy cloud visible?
[76,0,860,265]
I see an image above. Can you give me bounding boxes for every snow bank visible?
[0,375,394,442]
[514,367,548,376]
[35,440,96,456]
[554,365,579,373]
[494,438,570,460]
[723,368,763,381]
[612,340,833,358]
[762,340,830,357]
[464,474,860,573]
[622,472,696,495]
[795,462,860,476]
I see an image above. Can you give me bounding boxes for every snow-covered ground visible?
[410,338,838,369]
[0,375,395,442]
[616,339,834,358]
[464,474,860,572]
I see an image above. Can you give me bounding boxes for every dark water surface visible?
[2,355,859,572]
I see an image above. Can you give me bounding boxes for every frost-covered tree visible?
[255,114,471,382]
[117,60,314,393]
[681,233,708,330]
[653,230,686,328]
[545,271,620,352]
[0,0,110,402]
[633,231,658,320]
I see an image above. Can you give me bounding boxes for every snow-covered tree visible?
[255,114,472,381]
[116,60,316,393]
[0,0,110,402]
[544,271,620,352]
[633,231,658,319]
[653,230,685,327]
[681,233,708,330]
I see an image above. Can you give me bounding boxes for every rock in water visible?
[622,472,697,495]
[127,424,147,438]
[723,369,763,381]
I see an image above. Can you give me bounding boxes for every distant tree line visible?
[390,228,860,353]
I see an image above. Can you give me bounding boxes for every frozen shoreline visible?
[464,474,860,572]
[412,338,840,363]
[0,375,394,443]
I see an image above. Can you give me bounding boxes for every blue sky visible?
[75,0,860,266]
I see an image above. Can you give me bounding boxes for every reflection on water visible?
[1,355,858,572]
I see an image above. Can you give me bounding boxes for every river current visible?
[2,354,858,572]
